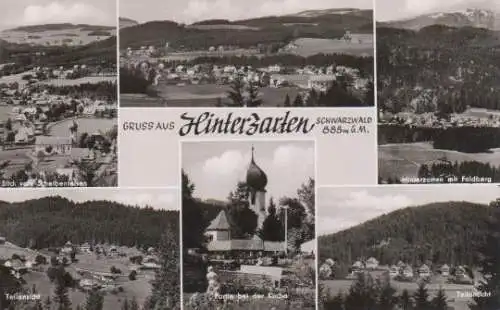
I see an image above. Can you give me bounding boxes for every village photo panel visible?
[0,187,181,309]
[376,0,500,185]
[119,0,374,108]
[0,0,118,187]
[317,184,500,310]
[181,139,316,309]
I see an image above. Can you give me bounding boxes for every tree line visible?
[318,201,495,271]
[0,196,178,250]
[378,125,500,153]
[377,25,500,114]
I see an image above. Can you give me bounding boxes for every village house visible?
[4,258,29,278]
[440,264,450,276]
[351,260,364,272]
[402,265,414,278]
[365,257,379,269]
[389,265,399,278]
[80,242,92,253]
[418,264,431,278]
[307,75,336,92]
[34,136,72,155]
[15,126,34,144]
[61,241,74,255]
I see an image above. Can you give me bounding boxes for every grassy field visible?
[19,252,154,309]
[321,278,474,310]
[0,242,41,260]
[39,76,117,86]
[287,37,374,57]
[153,84,300,107]
[0,28,116,46]
[378,142,500,180]
[48,117,116,137]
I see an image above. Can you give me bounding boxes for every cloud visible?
[189,143,314,201]
[343,190,412,211]
[202,150,248,177]
[21,2,109,25]
[318,190,413,235]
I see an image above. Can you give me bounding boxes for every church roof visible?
[206,211,230,231]
[246,146,267,191]
[206,239,286,252]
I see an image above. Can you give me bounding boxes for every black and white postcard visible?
[376,0,500,184]
[0,188,180,309]
[317,185,500,310]
[0,0,118,187]
[181,140,316,309]
[119,0,374,108]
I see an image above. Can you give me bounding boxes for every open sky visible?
[182,140,314,202]
[0,188,178,210]
[120,0,373,24]
[0,0,116,29]
[377,0,499,21]
[317,185,499,235]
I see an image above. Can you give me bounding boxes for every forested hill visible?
[119,9,373,49]
[0,196,178,250]
[377,25,500,113]
[318,201,496,267]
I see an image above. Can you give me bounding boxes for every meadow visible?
[287,37,374,57]
[155,84,300,107]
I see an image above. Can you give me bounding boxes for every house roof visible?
[264,241,286,252]
[206,211,230,231]
[8,259,26,269]
[35,136,72,145]
[419,264,430,271]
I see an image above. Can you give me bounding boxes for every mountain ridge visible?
[380,8,500,30]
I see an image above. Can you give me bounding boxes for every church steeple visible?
[246,146,267,192]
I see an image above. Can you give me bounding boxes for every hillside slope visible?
[0,196,178,250]
[318,201,496,266]
[119,9,373,48]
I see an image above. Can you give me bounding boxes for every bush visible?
[129,270,137,281]
[110,266,122,274]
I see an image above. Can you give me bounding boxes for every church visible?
[204,146,285,257]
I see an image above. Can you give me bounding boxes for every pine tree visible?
[472,200,500,309]
[148,225,180,309]
[260,198,284,241]
[399,289,413,310]
[130,297,139,310]
[344,273,377,310]
[293,94,303,107]
[246,81,262,107]
[121,299,129,310]
[377,277,397,310]
[324,292,344,310]
[226,76,245,107]
[431,287,448,310]
[43,296,52,310]
[284,94,291,107]
[52,266,71,310]
[414,282,430,310]
[84,290,104,310]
